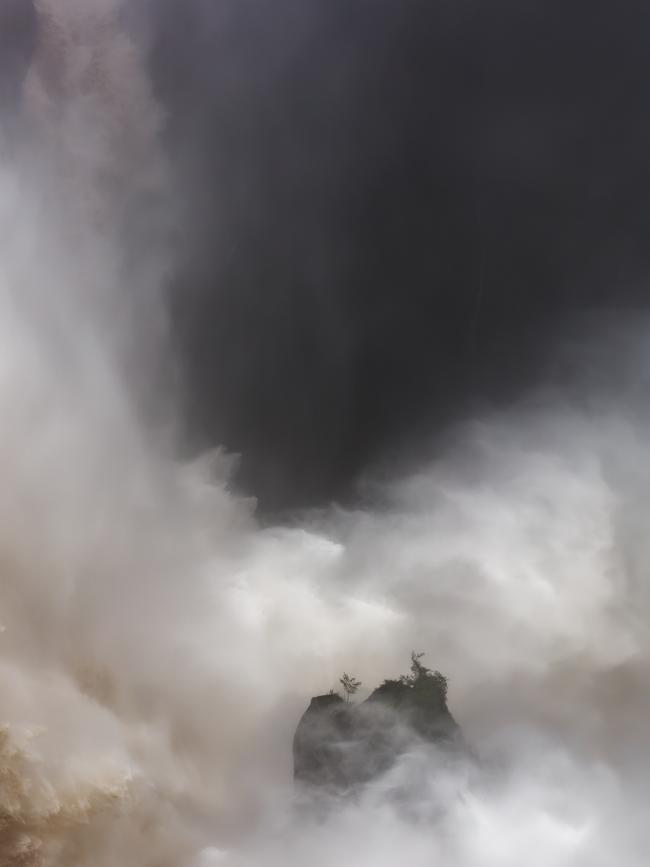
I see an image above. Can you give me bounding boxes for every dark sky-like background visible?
[5,0,650,512]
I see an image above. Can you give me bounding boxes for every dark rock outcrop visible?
[293,667,462,794]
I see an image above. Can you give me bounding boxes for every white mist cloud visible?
[0,2,649,866]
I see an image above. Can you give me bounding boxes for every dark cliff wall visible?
[0,1,37,122]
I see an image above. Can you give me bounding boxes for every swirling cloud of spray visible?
[2,2,650,865]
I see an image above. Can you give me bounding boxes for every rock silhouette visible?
[294,661,462,794]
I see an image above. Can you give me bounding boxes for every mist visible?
[1,1,650,865]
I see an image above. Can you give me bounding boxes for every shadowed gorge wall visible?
[0,0,37,134]
[142,0,650,510]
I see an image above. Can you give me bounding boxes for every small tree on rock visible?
[339,672,362,703]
